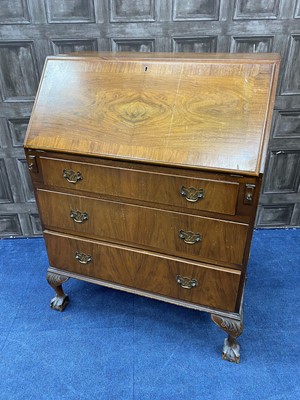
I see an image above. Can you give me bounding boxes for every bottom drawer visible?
[44,231,241,312]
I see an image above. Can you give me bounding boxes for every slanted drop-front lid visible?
[24,52,279,175]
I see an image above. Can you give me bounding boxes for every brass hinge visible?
[244,184,256,204]
[27,155,38,173]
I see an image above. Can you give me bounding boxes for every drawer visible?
[37,189,248,266]
[44,231,241,312]
[39,157,239,215]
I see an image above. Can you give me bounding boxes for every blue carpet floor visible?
[0,229,299,400]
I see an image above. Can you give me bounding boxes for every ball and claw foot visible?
[46,271,70,312]
[50,293,70,312]
[222,336,241,363]
[211,314,243,364]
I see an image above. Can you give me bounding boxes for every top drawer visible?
[39,157,239,216]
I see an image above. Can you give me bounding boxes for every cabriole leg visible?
[46,271,70,312]
[211,314,243,363]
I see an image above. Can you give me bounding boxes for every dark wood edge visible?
[234,175,262,312]
[258,60,281,174]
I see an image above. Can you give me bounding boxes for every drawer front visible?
[40,157,239,215]
[44,231,241,312]
[37,190,248,266]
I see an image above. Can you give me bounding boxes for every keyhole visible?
[144,66,148,72]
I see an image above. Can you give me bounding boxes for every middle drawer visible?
[37,189,248,267]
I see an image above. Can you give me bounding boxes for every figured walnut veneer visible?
[25,53,278,175]
[24,52,280,362]
[45,231,241,312]
[39,156,240,215]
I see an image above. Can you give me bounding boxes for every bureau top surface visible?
[24,52,279,175]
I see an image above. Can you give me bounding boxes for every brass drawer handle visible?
[180,186,205,202]
[176,275,198,289]
[75,251,92,264]
[70,210,89,223]
[63,169,83,184]
[179,230,202,245]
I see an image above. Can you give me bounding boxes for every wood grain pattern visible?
[28,150,259,222]
[36,189,248,266]
[24,53,279,175]
[39,156,240,216]
[21,53,279,361]
[44,230,241,312]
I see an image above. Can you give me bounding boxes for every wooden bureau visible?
[24,52,280,363]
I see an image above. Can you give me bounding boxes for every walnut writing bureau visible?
[24,52,279,363]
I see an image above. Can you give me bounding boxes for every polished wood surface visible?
[44,231,241,312]
[24,53,279,175]
[30,150,259,222]
[67,52,280,62]
[24,53,279,362]
[37,189,248,266]
[39,156,240,216]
